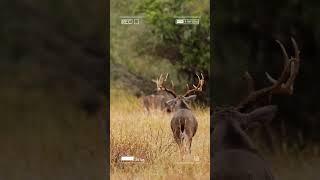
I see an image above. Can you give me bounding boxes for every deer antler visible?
[184,73,205,97]
[156,73,177,98]
[152,74,161,90]
[237,37,301,111]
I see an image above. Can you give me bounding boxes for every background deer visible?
[158,73,205,160]
[213,38,300,179]
[142,74,175,113]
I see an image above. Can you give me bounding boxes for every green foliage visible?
[134,0,210,74]
[111,0,205,93]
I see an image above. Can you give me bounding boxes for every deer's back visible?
[142,95,166,109]
[171,109,198,137]
[214,149,274,180]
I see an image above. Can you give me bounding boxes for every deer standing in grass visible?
[142,74,175,113]
[158,73,205,160]
[213,38,301,180]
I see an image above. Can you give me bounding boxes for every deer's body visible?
[213,108,276,180]
[142,74,175,112]
[142,92,173,112]
[156,73,205,159]
[171,108,198,156]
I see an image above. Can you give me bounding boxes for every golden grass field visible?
[110,89,210,180]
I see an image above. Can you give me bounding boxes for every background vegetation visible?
[111,0,210,98]
[213,0,320,179]
[0,1,106,179]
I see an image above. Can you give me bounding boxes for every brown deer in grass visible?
[158,73,205,160]
[213,38,301,180]
[142,74,175,113]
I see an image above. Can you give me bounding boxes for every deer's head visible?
[155,73,205,111]
[213,37,301,152]
[152,74,174,93]
[213,106,278,152]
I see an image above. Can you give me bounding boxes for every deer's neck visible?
[177,102,191,110]
[216,123,258,153]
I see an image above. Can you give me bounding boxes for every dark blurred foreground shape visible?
[213,0,320,150]
[212,0,320,179]
[0,1,107,179]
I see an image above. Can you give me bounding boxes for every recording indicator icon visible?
[176,19,185,24]
[120,16,142,25]
[121,19,133,25]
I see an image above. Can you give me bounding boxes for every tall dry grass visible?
[110,89,210,179]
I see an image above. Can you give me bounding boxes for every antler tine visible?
[164,73,169,81]
[159,73,164,83]
[200,73,205,90]
[244,71,255,93]
[273,37,300,94]
[183,73,205,97]
[171,80,175,90]
[153,74,161,85]
[237,38,301,111]
[152,74,159,83]
[152,74,161,90]
[265,38,301,92]
[283,37,300,92]
[265,72,277,84]
[157,73,177,97]
[292,37,300,60]
[276,40,290,66]
[265,39,291,85]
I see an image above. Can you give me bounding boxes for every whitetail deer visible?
[142,74,175,112]
[158,73,205,160]
[213,37,301,179]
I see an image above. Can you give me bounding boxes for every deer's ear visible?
[165,99,176,106]
[243,105,278,128]
[185,95,197,102]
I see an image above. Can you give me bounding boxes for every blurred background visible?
[0,1,107,179]
[213,0,320,179]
